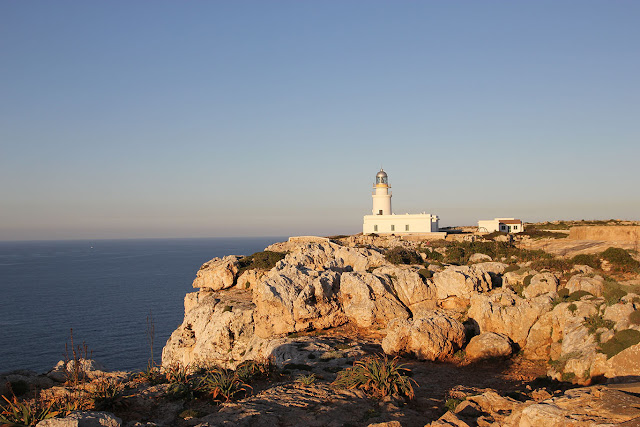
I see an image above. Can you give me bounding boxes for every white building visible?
[478,218,523,233]
[362,169,442,235]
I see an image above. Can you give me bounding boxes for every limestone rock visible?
[604,342,640,379]
[565,274,605,297]
[47,359,106,383]
[467,289,553,347]
[465,332,514,361]
[192,255,241,291]
[382,311,465,360]
[253,266,347,338]
[373,265,438,314]
[282,241,387,272]
[236,269,265,290]
[339,271,410,328]
[522,272,559,299]
[162,290,259,368]
[36,411,121,427]
[603,302,636,331]
[468,253,492,263]
[432,265,494,300]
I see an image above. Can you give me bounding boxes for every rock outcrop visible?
[381,311,466,360]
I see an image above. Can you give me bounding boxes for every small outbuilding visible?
[478,218,523,233]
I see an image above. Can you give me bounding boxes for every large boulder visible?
[252,266,347,338]
[338,272,410,328]
[282,241,387,272]
[372,265,437,314]
[522,273,559,299]
[565,274,605,297]
[465,332,514,361]
[192,255,241,291]
[467,289,553,348]
[162,290,260,368]
[382,311,465,360]
[432,265,494,300]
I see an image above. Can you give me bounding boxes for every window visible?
[378,210,383,215]
[391,225,395,231]
[508,225,512,232]
[405,225,409,231]
[374,225,378,232]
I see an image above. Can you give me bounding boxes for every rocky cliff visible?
[162,236,640,386]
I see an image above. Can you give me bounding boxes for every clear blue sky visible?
[1,1,638,240]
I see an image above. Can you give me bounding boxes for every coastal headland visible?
[3,224,640,426]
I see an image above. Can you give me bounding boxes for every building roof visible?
[499,219,522,224]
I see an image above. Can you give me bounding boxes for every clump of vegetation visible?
[629,310,640,326]
[601,247,640,273]
[237,250,286,274]
[445,398,463,412]
[583,314,615,334]
[0,394,57,426]
[570,254,601,269]
[332,355,417,400]
[602,278,627,305]
[196,368,252,402]
[235,358,277,383]
[482,231,507,240]
[294,373,317,386]
[503,264,520,273]
[567,303,578,314]
[419,247,444,262]
[521,229,568,239]
[385,247,423,265]
[530,257,571,273]
[417,268,433,281]
[598,329,640,358]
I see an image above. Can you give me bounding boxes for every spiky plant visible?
[196,369,252,402]
[332,354,417,400]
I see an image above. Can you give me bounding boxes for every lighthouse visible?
[372,169,392,215]
[362,168,443,235]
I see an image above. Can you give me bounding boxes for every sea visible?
[0,237,285,374]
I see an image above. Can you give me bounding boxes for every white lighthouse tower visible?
[372,169,392,215]
[363,168,443,235]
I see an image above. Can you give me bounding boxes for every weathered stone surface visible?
[0,370,54,396]
[467,289,552,347]
[565,274,605,297]
[432,265,494,300]
[192,255,241,291]
[339,271,410,328]
[162,290,260,368]
[373,265,437,314]
[282,241,387,272]
[235,269,264,290]
[505,385,640,426]
[465,332,514,361]
[36,411,121,427]
[468,253,491,263]
[604,343,640,380]
[47,359,106,383]
[522,272,559,299]
[604,302,636,331]
[253,266,347,338]
[502,268,536,288]
[382,311,465,360]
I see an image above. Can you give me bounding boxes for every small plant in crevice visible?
[196,369,251,402]
[583,314,615,335]
[332,354,417,400]
[445,398,462,412]
[294,373,317,387]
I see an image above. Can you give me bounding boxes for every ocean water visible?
[0,237,284,374]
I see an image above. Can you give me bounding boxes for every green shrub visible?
[567,303,578,313]
[294,373,317,386]
[603,279,627,305]
[570,254,601,269]
[598,329,640,358]
[629,310,640,326]
[235,359,277,382]
[523,275,533,287]
[583,314,615,334]
[385,247,422,265]
[0,395,56,426]
[531,258,571,272]
[419,248,444,262]
[237,251,286,274]
[521,229,568,239]
[417,268,433,281]
[196,369,251,402]
[601,247,640,273]
[445,398,462,412]
[568,290,592,301]
[332,355,417,400]
[503,264,520,273]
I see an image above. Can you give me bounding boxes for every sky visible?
[1,1,639,240]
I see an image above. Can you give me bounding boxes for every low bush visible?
[332,355,417,400]
[570,254,601,270]
[417,268,433,281]
[601,247,640,273]
[598,329,640,358]
[0,394,57,426]
[629,310,640,326]
[237,251,286,274]
[530,257,571,273]
[196,369,251,402]
[521,230,568,239]
[503,264,520,273]
[602,279,627,305]
[385,247,422,265]
[419,248,444,262]
[583,314,615,334]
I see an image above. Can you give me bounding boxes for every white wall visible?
[363,213,439,234]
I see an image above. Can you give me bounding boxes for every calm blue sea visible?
[0,237,284,374]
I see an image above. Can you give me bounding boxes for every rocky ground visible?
[3,232,640,426]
